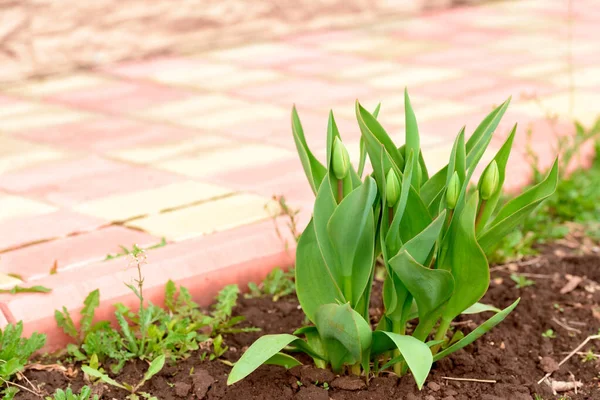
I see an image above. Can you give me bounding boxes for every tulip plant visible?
[228,91,558,389]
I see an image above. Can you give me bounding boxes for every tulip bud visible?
[480,160,499,200]
[386,169,400,207]
[446,172,460,210]
[332,137,350,180]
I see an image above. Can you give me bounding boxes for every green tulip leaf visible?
[476,125,516,232]
[434,298,520,361]
[292,107,327,194]
[478,158,559,252]
[441,192,489,322]
[314,303,372,372]
[404,89,421,190]
[371,331,433,389]
[228,334,322,385]
[264,353,302,369]
[461,302,501,314]
[296,219,345,323]
[390,250,454,330]
[327,177,377,305]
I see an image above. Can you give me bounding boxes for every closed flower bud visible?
[446,172,460,210]
[332,137,350,180]
[386,169,400,207]
[480,160,499,200]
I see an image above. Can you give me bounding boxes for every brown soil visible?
[15,253,600,400]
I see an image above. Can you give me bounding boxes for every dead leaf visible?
[50,260,58,275]
[25,363,77,378]
[560,276,583,294]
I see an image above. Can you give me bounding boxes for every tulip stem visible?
[431,318,452,354]
[475,199,487,232]
[337,179,344,204]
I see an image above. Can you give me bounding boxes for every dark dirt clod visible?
[191,369,215,399]
[331,376,367,391]
[539,356,560,373]
[14,252,600,399]
[294,385,329,400]
[174,381,192,397]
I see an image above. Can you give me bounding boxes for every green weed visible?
[246,267,295,301]
[45,386,99,400]
[510,273,536,289]
[0,322,46,399]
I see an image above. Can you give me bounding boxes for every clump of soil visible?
[15,253,600,399]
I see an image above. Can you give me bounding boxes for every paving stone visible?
[126,193,278,240]
[110,135,233,164]
[4,73,112,97]
[0,136,68,175]
[0,194,57,222]
[0,210,107,251]
[0,226,160,280]
[75,181,233,221]
[157,143,294,178]
[0,273,22,290]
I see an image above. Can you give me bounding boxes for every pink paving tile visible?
[14,117,196,151]
[206,155,313,203]
[0,217,298,351]
[46,81,192,114]
[31,164,184,208]
[212,44,325,68]
[231,78,375,109]
[0,210,107,251]
[0,226,161,281]
[284,29,360,46]
[0,154,183,207]
[460,82,564,108]
[280,53,371,76]
[0,156,120,193]
[102,56,210,79]
[0,311,7,329]
[221,107,361,148]
[414,75,502,99]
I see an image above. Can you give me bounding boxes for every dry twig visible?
[551,317,582,334]
[537,334,600,384]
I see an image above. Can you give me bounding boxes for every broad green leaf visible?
[465,98,511,167]
[385,150,415,258]
[478,159,559,252]
[476,125,516,232]
[327,177,377,305]
[80,289,100,335]
[314,303,372,372]
[441,193,489,322]
[356,101,405,174]
[115,311,138,354]
[292,107,327,194]
[402,211,447,265]
[446,128,466,187]
[404,89,420,190]
[293,326,328,369]
[143,354,165,382]
[81,366,126,390]
[434,299,520,361]
[461,302,501,314]
[421,100,510,205]
[228,334,321,385]
[390,250,454,332]
[371,332,432,389]
[295,219,345,323]
[265,353,302,369]
[357,103,381,177]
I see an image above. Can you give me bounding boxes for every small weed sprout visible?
[510,273,535,289]
[580,349,598,363]
[542,329,556,339]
